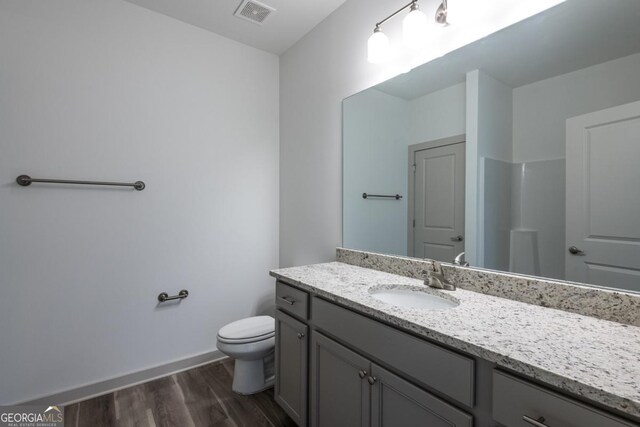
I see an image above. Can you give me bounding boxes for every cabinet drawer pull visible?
[297,332,305,339]
[367,376,377,385]
[523,415,548,427]
[358,370,367,379]
[279,296,296,305]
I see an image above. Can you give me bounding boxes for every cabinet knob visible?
[358,370,367,379]
[367,376,377,385]
[296,332,305,339]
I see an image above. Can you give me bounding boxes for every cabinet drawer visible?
[276,281,309,320]
[493,370,636,427]
[311,296,475,407]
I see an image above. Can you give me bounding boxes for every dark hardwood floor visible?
[64,358,296,427]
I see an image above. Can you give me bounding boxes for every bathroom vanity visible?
[270,257,640,427]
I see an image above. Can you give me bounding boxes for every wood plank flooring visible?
[64,358,296,427]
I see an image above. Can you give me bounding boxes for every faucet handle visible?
[426,273,456,291]
[425,264,455,291]
[454,252,469,267]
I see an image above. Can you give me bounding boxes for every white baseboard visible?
[21,350,226,406]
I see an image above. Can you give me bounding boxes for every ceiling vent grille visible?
[234,0,275,25]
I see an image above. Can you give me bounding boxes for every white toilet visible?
[216,315,275,395]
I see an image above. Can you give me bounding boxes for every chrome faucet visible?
[425,263,456,291]
[454,252,469,267]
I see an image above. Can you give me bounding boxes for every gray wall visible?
[0,0,279,404]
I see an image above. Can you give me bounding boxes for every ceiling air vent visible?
[234,0,275,25]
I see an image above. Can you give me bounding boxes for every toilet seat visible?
[217,331,274,344]
[216,315,276,394]
[217,316,275,344]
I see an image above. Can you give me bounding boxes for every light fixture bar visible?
[368,0,448,64]
[374,0,417,30]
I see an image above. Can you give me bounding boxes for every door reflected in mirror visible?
[342,0,640,293]
[408,136,465,261]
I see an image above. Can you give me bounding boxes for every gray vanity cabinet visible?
[275,309,308,426]
[310,331,370,427]
[311,295,475,407]
[310,330,472,427]
[370,364,473,427]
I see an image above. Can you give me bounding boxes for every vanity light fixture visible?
[367,27,390,64]
[368,0,448,64]
[403,2,429,48]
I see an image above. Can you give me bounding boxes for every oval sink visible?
[369,286,459,310]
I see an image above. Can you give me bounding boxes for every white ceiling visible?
[374,0,640,99]
[124,0,348,55]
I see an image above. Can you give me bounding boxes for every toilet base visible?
[232,356,275,395]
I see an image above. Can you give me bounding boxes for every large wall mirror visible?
[343,0,640,293]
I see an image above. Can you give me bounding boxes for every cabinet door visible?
[275,310,308,426]
[371,364,473,427]
[310,332,370,427]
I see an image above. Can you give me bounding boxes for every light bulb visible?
[367,29,390,64]
[403,5,429,49]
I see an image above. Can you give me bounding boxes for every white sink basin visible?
[369,286,459,310]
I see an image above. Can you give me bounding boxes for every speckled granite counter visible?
[270,262,640,420]
[337,247,640,326]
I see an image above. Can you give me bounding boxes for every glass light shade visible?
[403,7,429,48]
[367,30,390,64]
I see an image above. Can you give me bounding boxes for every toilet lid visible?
[218,316,275,342]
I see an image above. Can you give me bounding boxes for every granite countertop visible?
[270,262,640,420]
